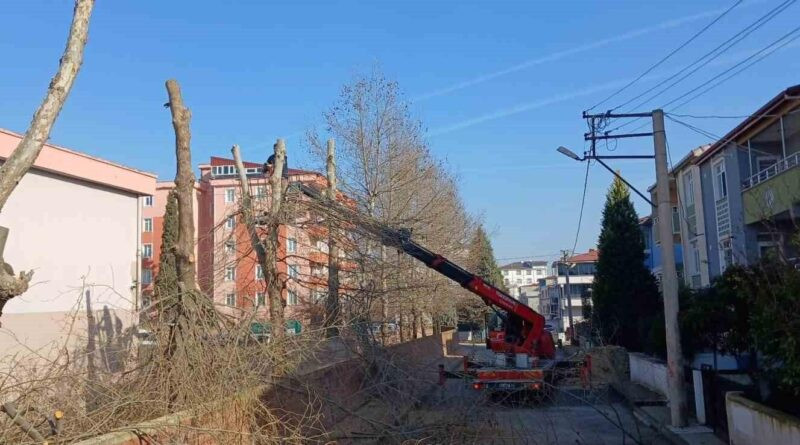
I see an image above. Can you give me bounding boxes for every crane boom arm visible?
[293,183,555,359]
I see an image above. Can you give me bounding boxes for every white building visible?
[0,128,156,366]
[499,260,548,300]
[538,249,599,343]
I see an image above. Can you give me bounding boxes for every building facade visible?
[538,249,598,342]
[0,128,156,360]
[143,156,332,329]
[499,260,548,299]
[682,85,800,284]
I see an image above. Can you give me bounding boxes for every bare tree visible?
[0,0,95,322]
[324,139,341,337]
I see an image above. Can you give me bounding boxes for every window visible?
[226,216,235,229]
[256,264,264,279]
[713,160,727,201]
[287,238,297,253]
[142,268,152,285]
[691,241,701,275]
[311,263,325,277]
[516,278,522,284]
[502,270,508,276]
[287,290,298,306]
[143,196,153,207]
[672,207,680,234]
[719,239,734,273]
[225,266,236,281]
[226,293,236,306]
[254,186,266,200]
[315,239,328,253]
[256,292,265,307]
[681,171,697,236]
[143,218,153,232]
[526,278,533,284]
[313,290,326,302]
[526,270,532,275]
[225,188,235,203]
[504,278,510,286]
[288,264,299,279]
[142,244,153,259]
[682,173,695,206]
[225,240,235,255]
[213,165,238,176]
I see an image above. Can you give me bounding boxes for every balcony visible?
[742,152,800,224]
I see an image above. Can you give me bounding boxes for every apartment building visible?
[538,249,598,342]
[143,156,331,330]
[0,128,156,359]
[499,260,548,299]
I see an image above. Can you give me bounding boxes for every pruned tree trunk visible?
[0,0,95,322]
[165,80,197,292]
[324,138,341,337]
[231,144,271,312]
[267,140,287,344]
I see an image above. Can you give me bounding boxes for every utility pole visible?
[560,250,575,345]
[652,109,687,427]
[569,108,686,427]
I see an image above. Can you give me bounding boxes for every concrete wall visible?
[726,392,800,445]
[0,169,145,361]
[629,352,668,396]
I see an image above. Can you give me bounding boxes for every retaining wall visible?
[726,391,800,445]
[629,352,668,396]
[75,330,455,444]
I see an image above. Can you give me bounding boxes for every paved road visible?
[418,342,671,445]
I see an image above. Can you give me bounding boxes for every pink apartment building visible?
[0,128,156,360]
[143,156,333,329]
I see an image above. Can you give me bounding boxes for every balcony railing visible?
[742,151,800,190]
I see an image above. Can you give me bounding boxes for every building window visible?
[225,266,236,281]
[143,218,153,232]
[288,264,299,279]
[313,290,326,302]
[672,207,680,234]
[225,240,235,255]
[142,268,152,285]
[713,160,727,201]
[315,239,328,253]
[256,292,265,307]
[255,186,267,200]
[516,278,522,284]
[691,242,701,275]
[502,270,508,276]
[287,290,298,306]
[226,293,236,306]
[142,244,153,259]
[143,196,153,207]
[719,239,734,273]
[256,264,264,279]
[225,188,235,203]
[504,278,510,286]
[226,216,235,229]
[287,237,297,253]
[526,270,532,275]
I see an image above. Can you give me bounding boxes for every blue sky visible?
[2,1,798,264]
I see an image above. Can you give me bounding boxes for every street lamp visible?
[556,145,654,207]
[557,146,582,161]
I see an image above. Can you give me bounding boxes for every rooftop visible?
[697,84,800,164]
[500,260,548,269]
[566,248,599,263]
[0,128,156,196]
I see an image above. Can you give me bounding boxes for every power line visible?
[571,160,591,255]
[604,12,799,134]
[587,0,743,112]
[666,112,782,119]
[496,253,562,262]
[666,25,800,110]
[614,0,796,112]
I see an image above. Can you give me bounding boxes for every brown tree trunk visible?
[324,139,340,337]
[231,144,270,308]
[0,0,95,321]
[267,140,287,344]
[165,80,197,292]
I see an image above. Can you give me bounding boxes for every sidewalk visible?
[615,380,725,445]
